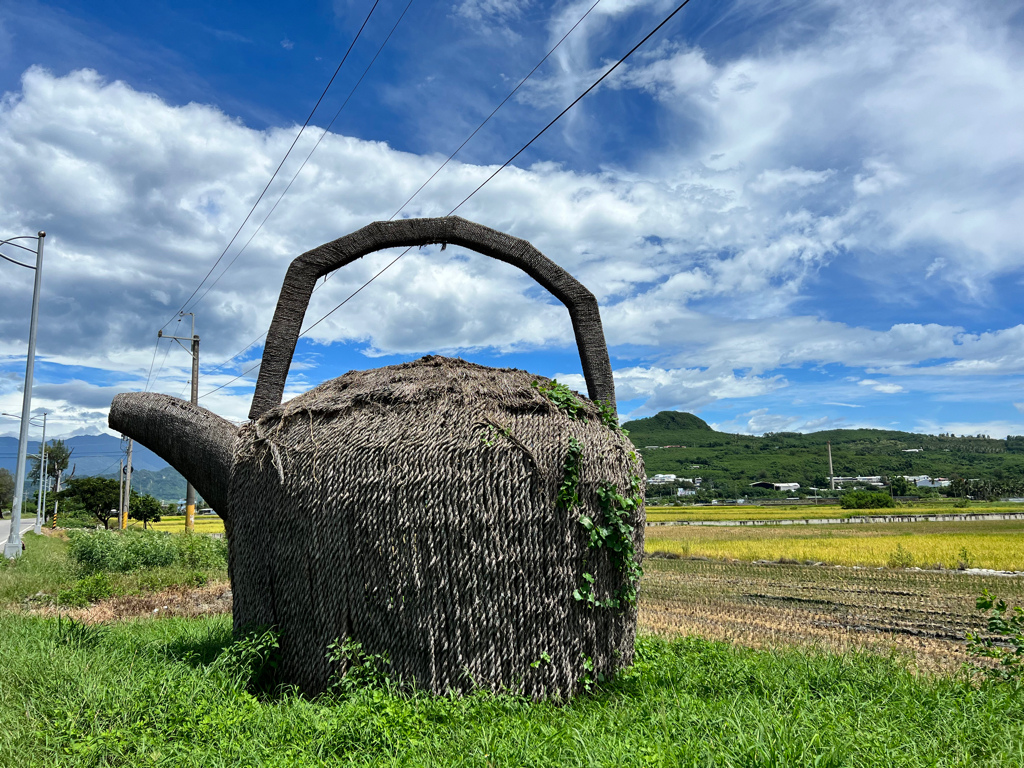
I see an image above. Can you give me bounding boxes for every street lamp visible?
[1,231,46,559]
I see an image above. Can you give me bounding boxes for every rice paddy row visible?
[644,518,1024,571]
[638,557,1024,675]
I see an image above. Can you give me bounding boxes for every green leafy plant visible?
[532,379,586,420]
[574,473,643,610]
[326,637,392,695]
[577,653,608,693]
[840,490,895,510]
[966,589,1024,685]
[956,546,974,570]
[596,399,622,432]
[212,628,281,693]
[530,651,552,669]
[886,544,914,569]
[57,572,116,607]
[558,438,584,512]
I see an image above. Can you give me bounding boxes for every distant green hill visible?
[100,467,188,503]
[623,411,1024,494]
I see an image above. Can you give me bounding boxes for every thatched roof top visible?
[263,355,601,423]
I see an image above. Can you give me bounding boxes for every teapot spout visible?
[108,393,237,520]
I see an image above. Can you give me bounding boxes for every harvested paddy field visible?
[639,557,1024,674]
[644,518,1024,570]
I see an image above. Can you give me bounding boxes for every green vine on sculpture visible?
[532,379,586,420]
[574,469,643,610]
[558,438,584,511]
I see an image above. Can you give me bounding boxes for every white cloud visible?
[858,379,905,394]
[3,0,1024,435]
[709,408,857,436]
[280,38,294,50]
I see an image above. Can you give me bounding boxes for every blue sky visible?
[1,0,1024,441]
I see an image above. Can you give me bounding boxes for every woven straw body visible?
[228,355,644,697]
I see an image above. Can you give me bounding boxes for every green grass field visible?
[1,612,1022,767]
[3,526,1024,765]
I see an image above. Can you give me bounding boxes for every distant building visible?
[902,448,923,453]
[749,482,801,492]
[648,473,678,484]
[831,476,884,488]
[677,488,696,496]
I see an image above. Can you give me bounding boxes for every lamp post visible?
[1,231,46,559]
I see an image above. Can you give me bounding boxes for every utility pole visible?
[118,458,124,529]
[33,412,46,535]
[2,231,45,559]
[122,440,133,529]
[827,441,835,492]
[158,312,199,532]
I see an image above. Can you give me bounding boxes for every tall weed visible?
[67,529,226,573]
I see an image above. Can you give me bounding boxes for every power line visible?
[199,0,695,400]
[142,334,161,393]
[388,0,601,220]
[299,0,698,346]
[160,0,384,330]
[197,0,601,383]
[185,0,416,314]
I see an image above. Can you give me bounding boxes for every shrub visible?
[840,490,895,510]
[57,573,115,607]
[886,544,915,569]
[967,590,1024,685]
[67,529,226,573]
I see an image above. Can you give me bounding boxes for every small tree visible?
[62,476,120,529]
[29,439,73,494]
[0,467,13,516]
[129,493,163,529]
[890,475,912,496]
[840,490,895,510]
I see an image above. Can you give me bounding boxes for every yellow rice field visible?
[646,505,843,522]
[644,519,1024,571]
[140,516,226,535]
[645,501,1024,523]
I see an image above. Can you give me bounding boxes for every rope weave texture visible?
[232,355,644,697]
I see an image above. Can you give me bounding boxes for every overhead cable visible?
[159,0,383,330]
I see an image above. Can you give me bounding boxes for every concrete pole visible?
[5,232,45,559]
[118,458,124,529]
[122,440,132,529]
[827,441,835,492]
[34,412,46,535]
[186,331,199,532]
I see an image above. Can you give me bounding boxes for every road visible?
[0,514,36,554]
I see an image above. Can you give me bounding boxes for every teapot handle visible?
[249,216,616,420]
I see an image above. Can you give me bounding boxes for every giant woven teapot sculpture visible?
[110,217,644,698]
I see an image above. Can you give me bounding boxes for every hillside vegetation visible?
[623,411,1024,493]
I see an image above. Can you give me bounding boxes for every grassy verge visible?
[0,612,1021,767]
[644,519,1024,570]
[0,531,228,608]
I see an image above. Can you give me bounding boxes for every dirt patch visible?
[25,581,233,623]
